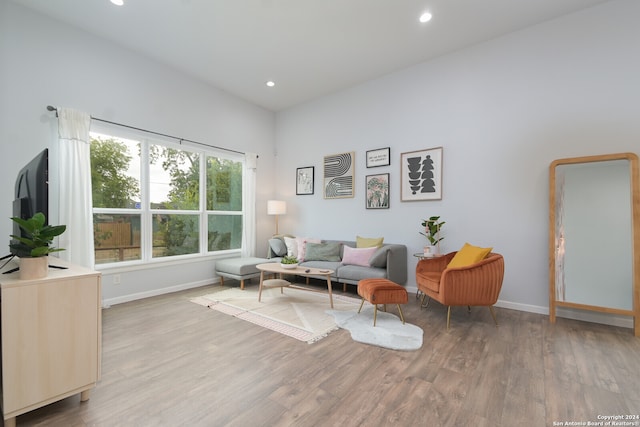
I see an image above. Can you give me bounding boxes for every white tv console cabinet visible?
[0,257,101,427]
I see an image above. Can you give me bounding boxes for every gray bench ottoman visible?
[215,257,272,290]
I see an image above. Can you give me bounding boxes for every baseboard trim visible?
[405,285,634,330]
[102,278,219,308]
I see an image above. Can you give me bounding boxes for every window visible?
[90,131,243,265]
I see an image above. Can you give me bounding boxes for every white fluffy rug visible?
[327,306,423,351]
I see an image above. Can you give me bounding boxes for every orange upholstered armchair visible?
[415,251,505,329]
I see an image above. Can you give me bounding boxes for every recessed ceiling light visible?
[110,0,124,6]
[419,12,432,23]
[266,81,276,87]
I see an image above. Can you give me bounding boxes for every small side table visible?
[413,253,444,260]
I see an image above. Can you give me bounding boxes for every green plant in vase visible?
[10,212,66,258]
[420,216,445,254]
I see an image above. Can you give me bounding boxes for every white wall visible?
[274,0,640,324]
[0,1,277,304]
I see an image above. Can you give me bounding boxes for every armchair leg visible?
[489,306,498,327]
[420,294,430,309]
[358,298,366,313]
[447,306,451,330]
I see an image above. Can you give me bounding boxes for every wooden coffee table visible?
[256,263,335,308]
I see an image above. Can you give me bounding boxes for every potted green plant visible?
[10,212,66,279]
[420,216,445,255]
[280,255,299,269]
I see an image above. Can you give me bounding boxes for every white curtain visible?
[56,108,94,268]
[241,153,258,257]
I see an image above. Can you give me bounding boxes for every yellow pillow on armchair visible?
[447,243,492,268]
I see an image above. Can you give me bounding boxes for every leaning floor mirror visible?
[549,153,640,336]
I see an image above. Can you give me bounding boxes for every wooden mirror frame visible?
[549,153,640,336]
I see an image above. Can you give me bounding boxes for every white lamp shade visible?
[267,200,287,215]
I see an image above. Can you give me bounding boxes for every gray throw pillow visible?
[368,246,389,268]
[268,238,287,257]
[304,242,341,262]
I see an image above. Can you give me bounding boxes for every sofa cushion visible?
[416,271,441,293]
[368,246,389,268]
[337,264,386,282]
[304,242,341,262]
[448,243,492,268]
[215,257,269,276]
[296,237,321,261]
[356,235,384,248]
[268,238,287,257]
[342,245,377,267]
[284,236,298,257]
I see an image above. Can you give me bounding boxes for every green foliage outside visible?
[90,137,140,209]
[91,137,243,259]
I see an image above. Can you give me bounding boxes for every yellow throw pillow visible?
[447,243,493,268]
[356,235,384,248]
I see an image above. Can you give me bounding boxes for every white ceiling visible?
[14,0,612,111]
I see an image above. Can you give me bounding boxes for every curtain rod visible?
[46,105,251,157]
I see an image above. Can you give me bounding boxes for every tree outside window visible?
[90,133,243,265]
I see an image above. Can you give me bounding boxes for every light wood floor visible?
[8,280,640,427]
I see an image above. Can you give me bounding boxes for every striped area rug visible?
[191,285,362,344]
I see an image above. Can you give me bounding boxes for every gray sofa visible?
[267,237,407,290]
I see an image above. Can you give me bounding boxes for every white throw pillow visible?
[284,236,298,258]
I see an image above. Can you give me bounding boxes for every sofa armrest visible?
[385,244,408,285]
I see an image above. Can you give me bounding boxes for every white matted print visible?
[296,166,314,195]
[400,147,443,201]
[324,151,355,199]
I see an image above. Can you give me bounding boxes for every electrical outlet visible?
[113,274,121,285]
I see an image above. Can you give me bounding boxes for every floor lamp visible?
[267,200,286,235]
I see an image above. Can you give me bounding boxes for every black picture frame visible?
[296,166,314,195]
[365,173,390,209]
[366,147,391,168]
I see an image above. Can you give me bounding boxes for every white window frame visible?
[90,124,245,270]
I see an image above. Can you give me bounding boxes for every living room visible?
[2,0,638,324]
[1,0,639,425]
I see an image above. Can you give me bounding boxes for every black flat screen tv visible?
[10,149,49,256]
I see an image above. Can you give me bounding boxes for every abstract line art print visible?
[324,151,355,199]
[400,147,443,201]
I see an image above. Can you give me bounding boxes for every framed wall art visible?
[366,147,390,168]
[324,151,355,199]
[400,147,443,201]
[366,173,390,209]
[296,166,314,195]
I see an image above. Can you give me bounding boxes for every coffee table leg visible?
[326,276,334,309]
[258,271,265,302]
